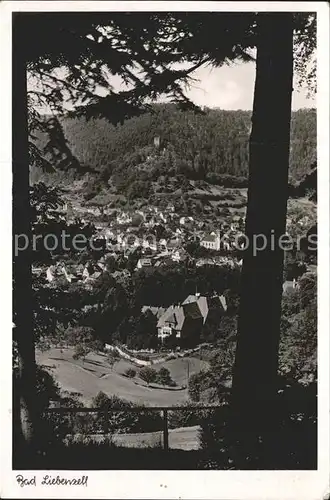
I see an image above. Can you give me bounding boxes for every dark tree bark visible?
[13,14,39,457]
[231,13,294,432]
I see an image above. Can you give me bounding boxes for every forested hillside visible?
[31,104,316,201]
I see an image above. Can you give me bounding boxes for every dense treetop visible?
[24,11,315,181]
[32,105,316,197]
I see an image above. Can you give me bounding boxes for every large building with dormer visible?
[156,292,227,347]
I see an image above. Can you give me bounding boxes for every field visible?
[36,347,208,407]
[69,426,201,450]
[113,425,200,450]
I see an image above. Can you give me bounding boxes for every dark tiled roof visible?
[157,306,185,331]
[182,301,202,320]
[208,295,223,310]
[157,294,227,332]
[202,234,217,243]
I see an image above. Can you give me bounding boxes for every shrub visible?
[168,402,216,429]
[91,394,162,434]
[93,391,111,408]
[92,339,105,352]
[139,366,157,385]
[125,368,136,378]
[72,344,89,361]
[188,370,217,402]
[107,350,120,369]
[156,367,176,387]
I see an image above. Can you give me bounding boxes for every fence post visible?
[162,409,169,451]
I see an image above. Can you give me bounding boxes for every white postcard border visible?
[0,2,329,499]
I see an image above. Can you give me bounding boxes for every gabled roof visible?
[202,234,217,243]
[197,296,209,320]
[208,295,227,313]
[142,306,166,319]
[158,294,227,332]
[166,312,176,324]
[91,271,102,279]
[283,280,297,293]
[183,293,227,318]
[157,306,185,331]
[219,295,227,311]
[182,295,197,305]
[182,301,203,321]
[182,294,208,322]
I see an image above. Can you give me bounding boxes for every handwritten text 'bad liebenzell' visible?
[16,475,88,487]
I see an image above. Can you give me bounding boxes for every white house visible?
[283,278,299,294]
[201,232,221,251]
[46,266,55,282]
[157,293,227,345]
[142,238,157,252]
[171,248,188,262]
[117,212,132,224]
[137,258,153,269]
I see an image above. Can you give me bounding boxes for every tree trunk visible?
[231,13,294,433]
[13,15,39,459]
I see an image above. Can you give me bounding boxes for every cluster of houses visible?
[143,292,227,347]
[66,199,245,249]
[136,253,241,270]
[135,247,191,269]
[200,216,243,250]
[34,202,245,289]
[44,261,104,286]
[90,209,245,263]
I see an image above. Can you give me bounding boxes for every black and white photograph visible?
[1,1,329,498]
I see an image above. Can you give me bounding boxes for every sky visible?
[31,58,315,114]
[185,62,315,110]
[106,60,315,111]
